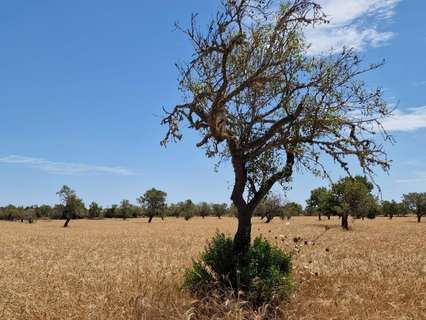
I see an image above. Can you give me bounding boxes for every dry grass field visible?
[0,217,425,320]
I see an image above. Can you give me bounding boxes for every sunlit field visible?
[0,217,425,320]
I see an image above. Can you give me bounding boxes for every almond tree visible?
[162,0,392,256]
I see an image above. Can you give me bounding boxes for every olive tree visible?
[182,200,197,220]
[332,176,376,229]
[283,201,303,219]
[88,202,102,219]
[162,0,391,256]
[403,193,426,223]
[57,185,85,228]
[212,203,228,219]
[137,188,167,223]
[197,202,212,218]
[306,187,333,220]
[381,200,401,220]
[119,199,133,220]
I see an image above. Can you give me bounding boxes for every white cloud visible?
[382,106,426,132]
[306,0,400,54]
[0,155,134,176]
[396,172,426,183]
[413,81,426,87]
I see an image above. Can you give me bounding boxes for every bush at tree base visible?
[183,233,293,306]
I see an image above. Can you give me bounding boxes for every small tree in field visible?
[120,199,132,220]
[182,200,197,220]
[57,185,85,228]
[88,202,102,219]
[306,187,333,220]
[197,202,212,218]
[212,203,228,219]
[402,193,426,223]
[137,188,167,223]
[332,176,376,229]
[381,200,400,220]
[260,194,284,223]
[283,202,303,219]
[162,0,391,256]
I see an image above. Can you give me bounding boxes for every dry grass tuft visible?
[0,217,424,319]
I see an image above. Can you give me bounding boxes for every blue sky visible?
[1,0,425,207]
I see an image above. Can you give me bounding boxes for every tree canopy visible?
[162,0,392,254]
[403,193,426,223]
[57,185,85,228]
[138,188,167,223]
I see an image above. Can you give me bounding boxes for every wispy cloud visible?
[396,174,426,184]
[413,81,426,87]
[382,106,426,132]
[306,0,400,54]
[0,155,134,176]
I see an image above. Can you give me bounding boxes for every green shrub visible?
[184,232,293,306]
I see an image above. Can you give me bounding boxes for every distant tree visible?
[182,200,197,221]
[35,205,52,219]
[283,202,303,219]
[161,0,392,256]
[212,203,228,219]
[119,199,133,220]
[167,203,180,218]
[88,202,102,219]
[137,188,167,223]
[381,200,399,220]
[51,204,65,219]
[257,194,283,223]
[104,205,119,219]
[402,193,426,223]
[1,205,20,221]
[306,187,334,220]
[332,176,376,229]
[197,202,212,219]
[57,185,85,228]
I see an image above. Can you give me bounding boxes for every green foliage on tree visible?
[162,0,391,258]
[184,233,293,307]
[283,202,303,218]
[57,185,85,228]
[212,203,228,219]
[182,200,197,221]
[88,202,102,219]
[381,200,405,219]
[197,202,212,219]
[119,199,134,220]
[331,176,377,229]
[137,188,167,223]
[402,193,426,223]
[306,187,335,220]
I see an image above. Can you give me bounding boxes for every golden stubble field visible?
[0,217,425,320]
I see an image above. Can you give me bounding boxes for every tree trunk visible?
[389,214,393,220]
[148,216,153,223]
[418,215,422,223]
[63,218,70,228]
[234,208,252,257]
[327,214,331,220]
[341,212,349,230]
[318,213,321,221]
[265,213,273,223]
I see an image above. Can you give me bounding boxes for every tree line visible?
[1,181,425,227]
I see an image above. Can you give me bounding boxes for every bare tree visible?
[162,0,392,256]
